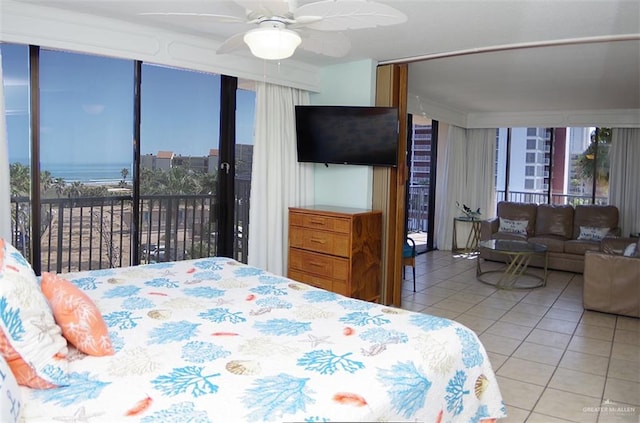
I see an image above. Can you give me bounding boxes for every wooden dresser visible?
[288,206,382,302]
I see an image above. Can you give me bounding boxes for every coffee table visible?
[477,239,548,289]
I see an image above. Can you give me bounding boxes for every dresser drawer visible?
[289,227,350,257]
[290,212,351,234]
[288,269,348,296]
[288,248,349,280]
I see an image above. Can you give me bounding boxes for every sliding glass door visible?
[405,114,437,253]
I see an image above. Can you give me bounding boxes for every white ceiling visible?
[10,0,640,120]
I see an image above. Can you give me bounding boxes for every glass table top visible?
[479,239,548,254]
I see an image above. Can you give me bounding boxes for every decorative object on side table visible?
[456,201,482,219]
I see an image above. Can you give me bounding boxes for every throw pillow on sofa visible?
[499,218,528,235]
[623,243,637,257]
[577,226,611,241]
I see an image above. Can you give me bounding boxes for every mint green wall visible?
[310,60,377,209]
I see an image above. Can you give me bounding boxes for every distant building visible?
[409,124,432,185]
[141,150,215,174]
[140,146,253,179]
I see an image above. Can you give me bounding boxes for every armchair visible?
[583,237,640,318]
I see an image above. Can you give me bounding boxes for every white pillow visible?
[577,226,610,241]
[0,354,22,423]
[0,239,69,388]
[623,243,637,257]
[499,218,528,235]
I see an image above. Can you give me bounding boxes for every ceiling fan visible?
[141,0,407,60]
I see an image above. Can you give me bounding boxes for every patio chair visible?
[402,237,417,292]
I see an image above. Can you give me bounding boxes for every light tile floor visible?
[400,250,640,423]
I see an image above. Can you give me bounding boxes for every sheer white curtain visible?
[466,128,497,221]
[609,128,640,237]
[435,126,467,250]
[435,126,496,250]
[247,82,314,275]
[0,51,11,241]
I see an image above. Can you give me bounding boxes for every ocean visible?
[41,162,132,184]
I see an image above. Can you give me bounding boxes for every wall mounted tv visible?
[295,105,399,167]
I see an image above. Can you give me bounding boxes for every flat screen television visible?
[295,105,399,167]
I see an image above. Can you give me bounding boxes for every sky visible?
[1,43,255,169]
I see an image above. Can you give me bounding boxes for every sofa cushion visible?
[535,204,574,239]
[564,239,602,255]
[572,205,618,239]
[497,202,537,236]
[528,236,566,253]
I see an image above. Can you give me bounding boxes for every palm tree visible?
[120,167,129,187]
[65,181,84,198]
[54,177,66,198]
[575,128,610,197]
[9,162,30,198]
[40,170,54,197]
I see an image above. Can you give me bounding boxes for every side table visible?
[452,216,481,254]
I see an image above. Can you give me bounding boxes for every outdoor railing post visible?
[56,201,64,274]
[164,197,172,262]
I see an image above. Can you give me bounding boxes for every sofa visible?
[583,237,640,317]
[480,201,620,273]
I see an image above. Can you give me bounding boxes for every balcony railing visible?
[10,180,250,273]
[406,184,430,232]
[404,187,606,236]
[11,183,604,273]
[496,190,608,206]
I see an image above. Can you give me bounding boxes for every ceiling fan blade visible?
[298,30,351,57]
[289,15,324,28]
[216,33,249,55]
[294,0,407,31]
[138,12,248,23]
[232,0,292,17]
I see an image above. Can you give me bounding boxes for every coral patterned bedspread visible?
[21,257,506,422]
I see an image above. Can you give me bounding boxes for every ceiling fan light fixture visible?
[243,24,302,60]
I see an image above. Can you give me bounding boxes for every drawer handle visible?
[309,219,326,226]
[310,238,325,244]
[309,261,324,267]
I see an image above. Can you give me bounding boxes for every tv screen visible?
[295,105,399,167]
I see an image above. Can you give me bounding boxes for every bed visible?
[6,255,506,422]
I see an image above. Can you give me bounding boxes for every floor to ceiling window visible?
[234,82,255,261]
[1,42,255,274]
[2,44,31,261]
[39,49,134,272]
[494,126,609,207]
[139,63,220,264]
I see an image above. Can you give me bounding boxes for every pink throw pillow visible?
[40,272,114,357]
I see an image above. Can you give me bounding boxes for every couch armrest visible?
[583,251,640,317]
[601,237,638,255]
[480,217,499,241]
